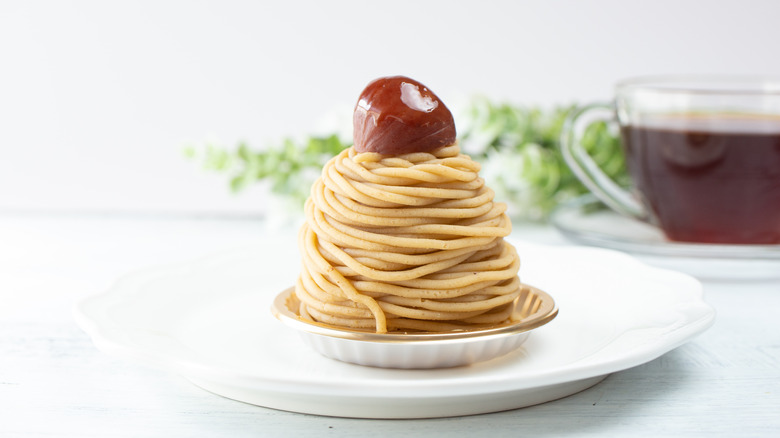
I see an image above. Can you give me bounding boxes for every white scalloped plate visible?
[74,240,715,419]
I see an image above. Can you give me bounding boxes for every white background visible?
[3,4,779,434]
[2,0,779,215]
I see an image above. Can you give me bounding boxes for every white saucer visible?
[551,195,780,279]
[74,241,715,419]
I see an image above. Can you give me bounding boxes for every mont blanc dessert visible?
[293,76,521,334]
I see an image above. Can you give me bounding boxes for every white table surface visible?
[2,212,779,437]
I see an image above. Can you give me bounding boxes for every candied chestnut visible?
[353,76,456,155]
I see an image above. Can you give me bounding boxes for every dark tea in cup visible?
[562,76,780,245]
[621,115,780,244]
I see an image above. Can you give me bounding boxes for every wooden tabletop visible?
[2,213,778,437]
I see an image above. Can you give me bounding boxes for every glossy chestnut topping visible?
[353,76,456,154]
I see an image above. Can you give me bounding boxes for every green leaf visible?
[185,97,626,221]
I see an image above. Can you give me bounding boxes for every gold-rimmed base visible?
[273,284,558,341]
[270,284,557,368]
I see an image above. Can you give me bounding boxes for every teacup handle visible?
[561,102,649,222]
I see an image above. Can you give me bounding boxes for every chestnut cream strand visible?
[294,144,521,333]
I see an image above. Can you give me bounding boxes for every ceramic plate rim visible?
[73,241,716,400]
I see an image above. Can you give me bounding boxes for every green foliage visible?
[188,98,628,221]
[458,98,628,219]
[192,134,348,206]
